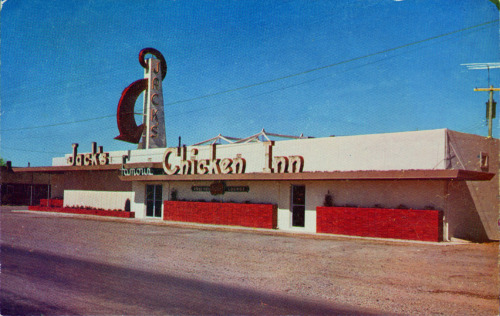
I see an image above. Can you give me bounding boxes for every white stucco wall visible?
[49,129,497,241]
[131,182,146,218]
[53,129,448,172]
[64,190,134,210]
[446,131,499,241]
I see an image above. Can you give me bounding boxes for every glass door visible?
[291,185,305,227]
[146,184,162,218]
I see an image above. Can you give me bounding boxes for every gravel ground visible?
[1,207,499,315]
[131,226,499,315]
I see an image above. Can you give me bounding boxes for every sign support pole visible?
[142,58,167,149]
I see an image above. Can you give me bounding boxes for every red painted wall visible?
[164,201,277,229]
[39,199,64,207]
[317,206,443,242]
[29,205,135,218]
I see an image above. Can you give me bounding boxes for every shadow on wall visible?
[448,180,489,242]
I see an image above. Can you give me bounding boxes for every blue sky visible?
[1,0,499,166]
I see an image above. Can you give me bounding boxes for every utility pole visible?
[462,63,500,138]
[473,85,499,138]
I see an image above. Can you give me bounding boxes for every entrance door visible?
[146,184,162,218]
[291,185,305,227]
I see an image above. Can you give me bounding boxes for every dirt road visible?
[1,207,498,315]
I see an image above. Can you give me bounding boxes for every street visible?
[1,207,498,315]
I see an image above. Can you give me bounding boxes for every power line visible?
[2,40,458,135]
[170,25,485,119]
[1,147,66,155]
[1,114,115,132]
[164,19,499,107]
[2,19,497,133]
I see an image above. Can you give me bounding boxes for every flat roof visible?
[118,168,494,182]
[11,164,495,182]
[12,164,123,174]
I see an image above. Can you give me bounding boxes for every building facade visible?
[11,128,498,242]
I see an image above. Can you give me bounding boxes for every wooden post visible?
[474,86,499,138]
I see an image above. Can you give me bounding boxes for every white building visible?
[15,128,498,242]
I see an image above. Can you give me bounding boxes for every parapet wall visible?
[64,190,133,211]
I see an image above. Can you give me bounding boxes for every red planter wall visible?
[39,199,64,207]
[28,206,135,218]
[317,206,443,242]
[164,201,277,229]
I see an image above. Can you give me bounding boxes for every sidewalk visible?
[5,206,473,246]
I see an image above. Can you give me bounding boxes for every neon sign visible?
[115,48,166,144]
[66,142,109,166]
[163,144,246,175]
[162,142,304,175]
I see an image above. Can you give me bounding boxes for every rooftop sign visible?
[115,48,167,148]
[162,142,304,175]
[66,142,109,166]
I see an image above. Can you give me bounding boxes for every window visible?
[146,184,162,218]
[291,185,305,227]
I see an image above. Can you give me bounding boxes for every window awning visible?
[117,168,495,182]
